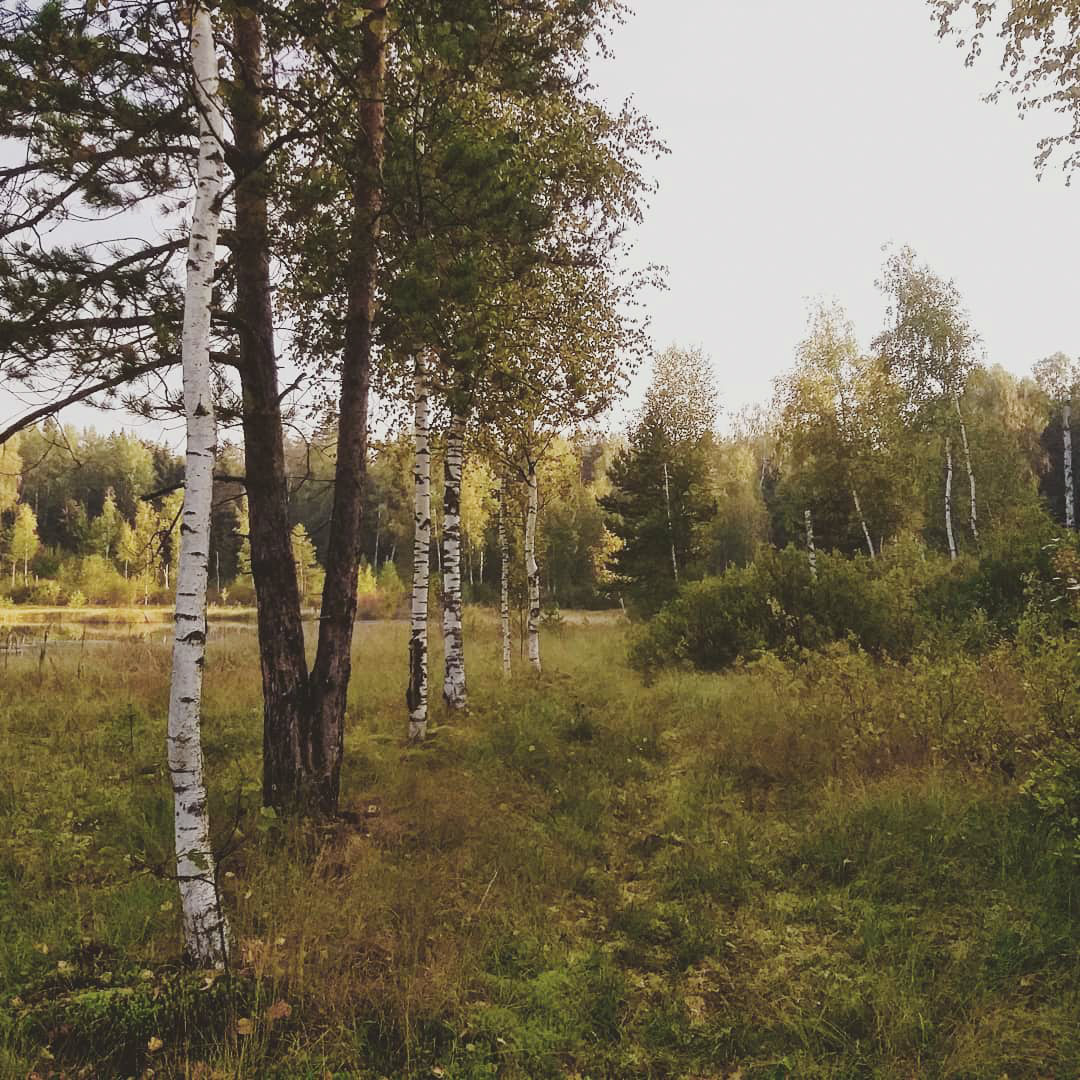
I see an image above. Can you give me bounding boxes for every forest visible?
[1,0,1080,1077]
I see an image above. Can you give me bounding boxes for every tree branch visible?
[0,359,175,445]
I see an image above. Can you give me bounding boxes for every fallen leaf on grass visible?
[264,1000,291,1022]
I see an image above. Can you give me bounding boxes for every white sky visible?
[3,0,1078,442]
[594,0,1080,425]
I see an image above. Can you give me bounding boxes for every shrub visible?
[630,536,1030,675]
[60,555,136,605]
[629,564,780,675]
[1021,743,1080,862]
[357,562,377,596]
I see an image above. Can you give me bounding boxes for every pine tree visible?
[602,348,718,614]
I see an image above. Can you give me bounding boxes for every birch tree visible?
[944,435,958,560]
[442,410,467,707]
[166,0,228,966]
[524,440,541,672]
[496,476,512,676]
[407,356,432,740]
[91,489,123,561]
[11,503,38,585]
[776,303,907,557]
[930,2,1080,177]
[875,247,981,553]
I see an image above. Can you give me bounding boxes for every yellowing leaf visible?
[147,1036,164,1053]
[235,1017,254,1036]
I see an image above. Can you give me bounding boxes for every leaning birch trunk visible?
[167,2,228,967]
[498,478,511,676]
[804,508,817,582]
[442,411,466,709]
[954,394,978,544]
[407,357,431,739]
[525,461,541,672]
[944,435,957,561]
[851,486,875,559]
[1064,401,1075,529]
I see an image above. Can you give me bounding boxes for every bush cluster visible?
[630,525,1060,676]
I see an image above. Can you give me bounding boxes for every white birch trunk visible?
[407,357,431,740]
[851,486,875,559]
[442,412,466,709]
[945,435,957,561]
[1064,401,1075,529]
[954,394,978,543]
[804,508,817,582]
[525,461,541,672]
[167,2,228,968]
[663,461,678,582]
[498,479,511,676]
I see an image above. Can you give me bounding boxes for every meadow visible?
[1,613,1077,1078]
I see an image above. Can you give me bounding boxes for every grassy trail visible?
[0,615,1077,1077]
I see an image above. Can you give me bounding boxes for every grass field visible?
[0,614,1077,1078]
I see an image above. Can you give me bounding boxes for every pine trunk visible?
[442,411,467,709]
[306,0,386,810]
[498,478,511,676]
[1064,401,1075,529]
[954,394,978,544]
[945,436,957,560]
[168,3,228,967]
[407,357,432,739]
[851,486,875,559]
[525,461,541,673]
[231,9,310,812]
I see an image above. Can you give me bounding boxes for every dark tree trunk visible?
[306,0,387,812]
[230,9,311,810]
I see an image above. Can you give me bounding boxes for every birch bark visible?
[167,2,228,967]
[442,412,467,708]
[851,486,875,559]
[1064,401,1075,529]
[954,394,978,544]
[804,508,817,582]
[662,461,678,581]
[525,460,541,672]
[945,436,957,561]
[407,357,431,739]
[498,478,511,676]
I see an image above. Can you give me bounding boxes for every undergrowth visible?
[0,613,1077,1077]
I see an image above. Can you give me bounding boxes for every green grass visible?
[0,613,1077,1077]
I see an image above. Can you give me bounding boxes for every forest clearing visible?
[2,615,1078,1078]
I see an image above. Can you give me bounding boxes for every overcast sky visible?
[594,0,1080,425]
[3,0,1079,442]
